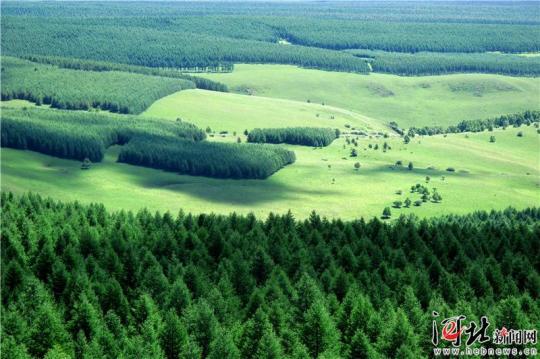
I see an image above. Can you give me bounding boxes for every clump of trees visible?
[406,110,540,136]
[1,192,539,358]
[279,17,540,53]
[3,15,371,73]
[118,136,296,179]
[409,183,443,204]
[247,127,337,147]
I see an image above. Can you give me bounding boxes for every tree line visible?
[1,57,195,114]
[348,50,540,76]
[247,128,338,147]
[275,19,540,53]
[406,110,540,136]
[118,136,295,179]
[2,192,539,358]
[20,55,230,93]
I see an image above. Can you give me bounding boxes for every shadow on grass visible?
[4,148,340,206]
[359,163,474,178]
[133,171,340,205]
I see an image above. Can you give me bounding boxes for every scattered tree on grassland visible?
[432,191,442,203]
[81,158,92,170]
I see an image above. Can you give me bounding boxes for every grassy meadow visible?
[199,64,540,128]
[143,89,385,133]
[2,62,539,220]
[2,120,538,219]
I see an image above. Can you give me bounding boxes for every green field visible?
[143,89,385,133]
[199,64,540,128]
[2,121,538,219]
[2,62,539,220]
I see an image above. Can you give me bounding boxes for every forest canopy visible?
[2,192,539,358]
[0,57,196,114]
[20,55,230,92]
[2,1,538,73]
[347,50,540,76]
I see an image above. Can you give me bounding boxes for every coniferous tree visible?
[302,300,341,358]
[160,310,189,359]
[208,330,241,359]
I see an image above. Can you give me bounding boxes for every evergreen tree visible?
[350,330,379,359]
[184,300,219,357]
[208,329,241,359]
[302,300,341,358]
[27,302,72,358]
[160,310,189,359]
[404,198,412,208]
[255,327,284,359]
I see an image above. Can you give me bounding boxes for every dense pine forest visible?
[247,128,338,147]
[348,50,540,76]
[0,57,196,114]
[20,55,229,92]
[2,193,539,358]
[2,1,539,74]
[118,136,296,180]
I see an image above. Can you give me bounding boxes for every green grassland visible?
[2,121,538,219]
[2,63,539,219]
[143,89,385,134]
[199,64,540,128]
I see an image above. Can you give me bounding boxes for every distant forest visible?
[1,57,196,114]
[2,1,539,74]
[348,50,540,76]
[20,55,229,92]
[2,193,539,358]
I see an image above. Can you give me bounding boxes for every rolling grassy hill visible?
[143,89,385,134]
[2,61,539,220]
[198,64,540,128]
